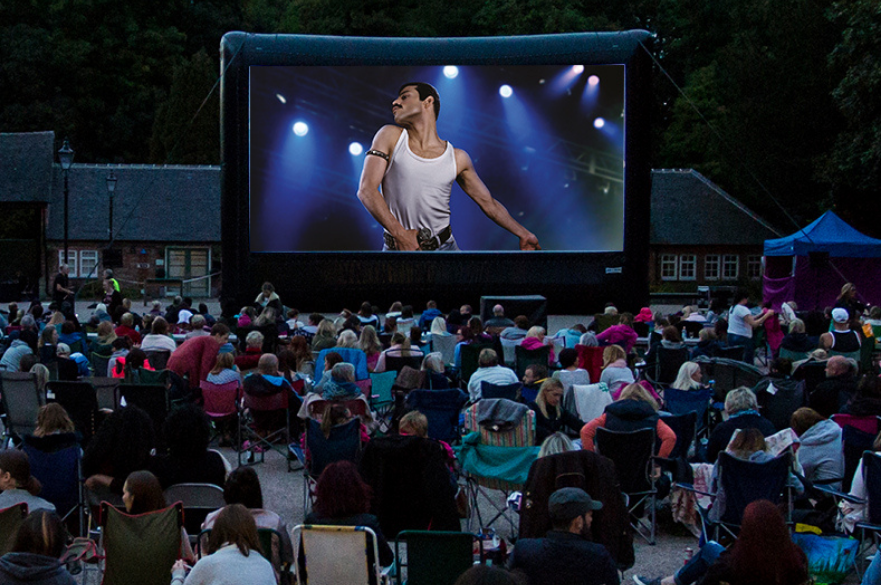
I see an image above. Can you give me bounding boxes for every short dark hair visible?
[211,322,231,337]
[399,82,440,120]
[558,348,578,369]
[224,466,263,509]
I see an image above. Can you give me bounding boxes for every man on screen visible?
[357,82,542,251]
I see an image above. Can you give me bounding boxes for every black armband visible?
[366,149,390,161]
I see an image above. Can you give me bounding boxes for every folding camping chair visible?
[754,378,806,431]
[360,435,461,539]
[515,345,551,379]
[199,380,242,447]
[404,389,467,444]
[22,433,85,536]
[296,417,362,514]
[685,450,794,543]
[293,524,387,585]
[663,386,713,438]
[460,400,537,537]
[46,380,99,446]
[369,370,397,434]
[163,483,225,545]
[0,371,45,447]
[395,530,480,585]
[239,388,291,468]
[595,427,658,544]
[0,503,28,555]
[100,501,184,585]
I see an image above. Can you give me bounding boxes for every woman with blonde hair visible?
[580,382,676,457]
[670,362,706,391]
[520,326,555,365]
[311,318,337,352]
[528,379,584,444]
[599,344,634,391]
[358,325,383,371]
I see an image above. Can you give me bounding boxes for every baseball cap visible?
[547,487,602,522]
[831,308,849,323]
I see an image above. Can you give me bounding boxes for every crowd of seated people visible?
[5,281,881,584]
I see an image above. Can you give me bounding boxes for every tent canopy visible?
[764,211,881,258]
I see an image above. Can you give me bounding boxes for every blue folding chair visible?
[404,389,467,443]
[663,386,713,437]
[480,381,521,401]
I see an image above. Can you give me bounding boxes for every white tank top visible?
[381,129,457,234]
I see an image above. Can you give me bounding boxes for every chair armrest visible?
[813,483,864,504]
[674,482,714,498]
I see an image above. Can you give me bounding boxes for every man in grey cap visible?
[508,487,619,585]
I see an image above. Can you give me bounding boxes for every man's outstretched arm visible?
[356,126,421,251]
[455,149,541,250]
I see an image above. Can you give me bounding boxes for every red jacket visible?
[167,336,221,388]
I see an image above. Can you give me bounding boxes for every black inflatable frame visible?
[220,31,653,314]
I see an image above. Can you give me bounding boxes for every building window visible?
[705,255,720,281]
[747,255,762,280]
[660,254,677,281]
[80,250,99,280]
[58,250,78,278]
[679,255,697,280]
[58,249,99,279]
[723,255,739,279]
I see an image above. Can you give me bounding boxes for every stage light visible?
[588,75,599,86]
[443,66,459,79]
[573,65,584,74]
[276,94,287,103]
[593,117,605,129]
[499,85,513,98]
[293,121,309,136]
[349,142,363,156]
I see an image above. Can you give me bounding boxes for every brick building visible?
[0,132,220,302]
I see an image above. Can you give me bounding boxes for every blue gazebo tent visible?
[763,211,881,311]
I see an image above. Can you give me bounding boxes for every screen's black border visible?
[220,31,653,314]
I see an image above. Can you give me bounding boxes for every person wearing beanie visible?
[0,450,56,513]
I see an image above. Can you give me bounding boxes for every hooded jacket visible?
[0,553,75,585]
[798,418,844,488]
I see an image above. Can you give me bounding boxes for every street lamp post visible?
[57,139,75,264]
[106,172,117,242]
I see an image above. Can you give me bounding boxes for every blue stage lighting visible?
[293,121,309,136]
[276,94,287,104]
[443,66,459,79]
[593,118,605,129]
[499,85,513,98]
[349,142,363,156]
[573,65,585,74]
[588,75,599,87]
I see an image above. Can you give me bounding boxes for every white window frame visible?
[747,255,763,280]
[58,249,99,279]
[660,254,678,281]
[679,254,697,281]
[79,250,99,280]
[58,250,78,278]
[705,254,720,281]
[723,255,739,279]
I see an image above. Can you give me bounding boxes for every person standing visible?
[726,289,774,365]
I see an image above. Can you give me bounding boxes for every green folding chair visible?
[395,530,479,585]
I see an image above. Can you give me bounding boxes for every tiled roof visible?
[650,169,783,245]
